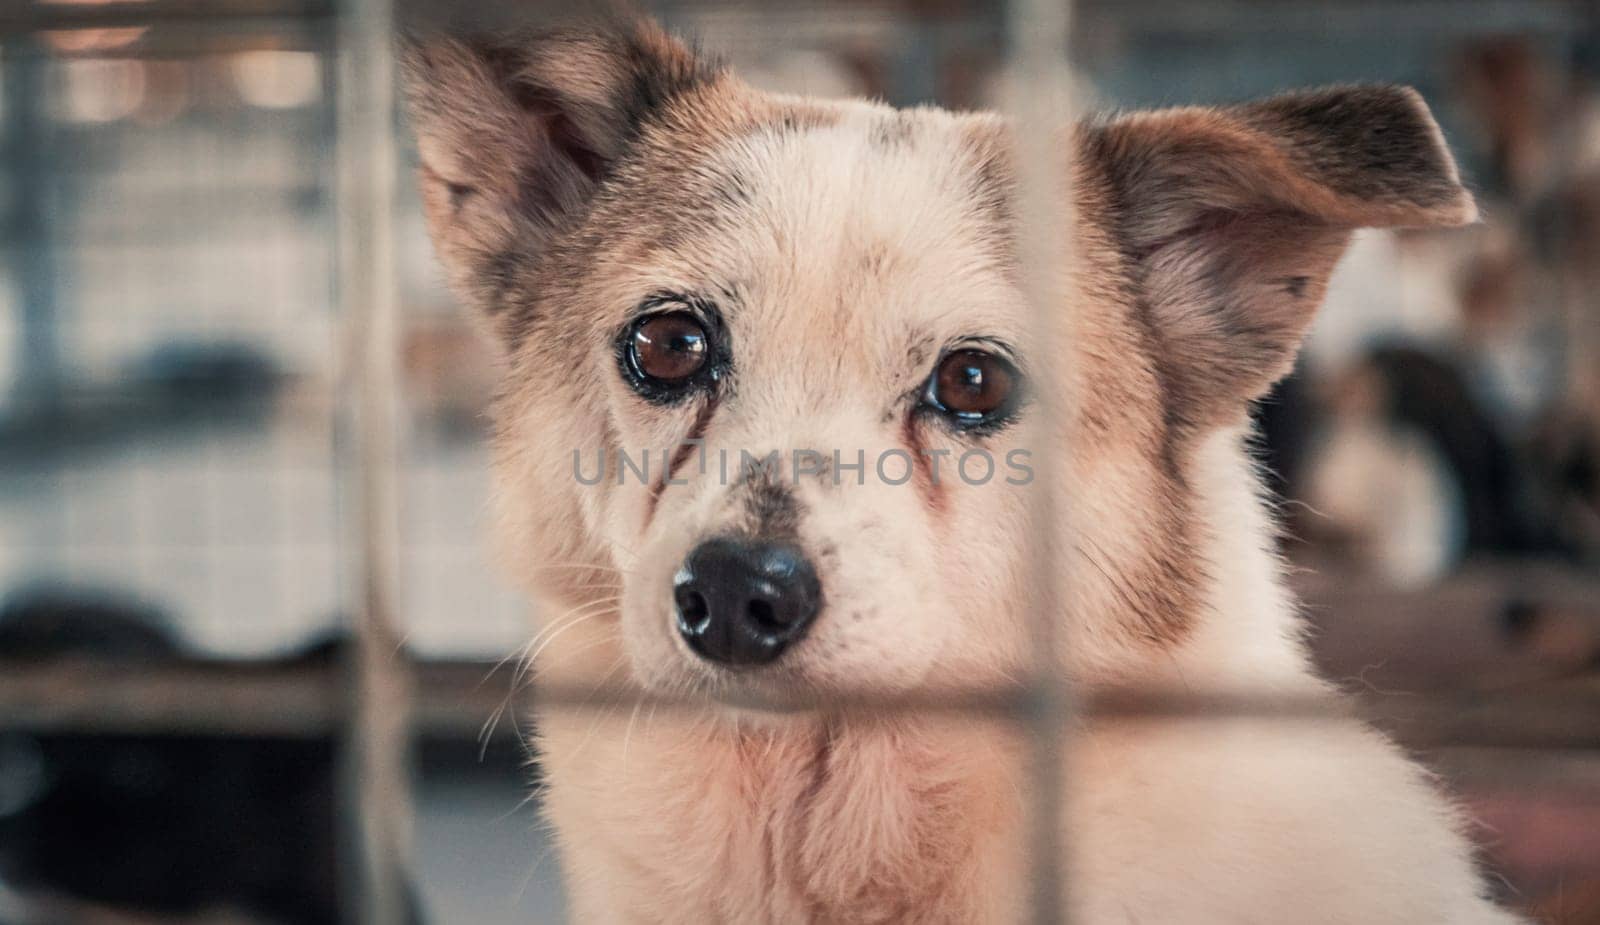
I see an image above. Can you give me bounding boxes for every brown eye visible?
[925,348,1019,425]
[629,312,709,384]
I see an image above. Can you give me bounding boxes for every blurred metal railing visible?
[1007,0,1077,918]
[6,659,1600,749]
[334,0,413,921]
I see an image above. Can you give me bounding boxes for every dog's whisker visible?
[515,599,619,674]
[478,699,509,759]
[521,606,620,678]
[476,633,608,755]
[477,600,621,753]
[477,602,606,694]
[505,604,617,748]
[529,561,634,575]
[620,699,645,778]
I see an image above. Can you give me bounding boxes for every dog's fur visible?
[404,19,1522,923]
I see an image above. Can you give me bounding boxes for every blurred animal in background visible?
[1255,36,1600,591]
[1258,342,1569,587]
[0,587,372,925]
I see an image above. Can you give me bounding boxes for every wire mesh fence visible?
[1,1,1598,923]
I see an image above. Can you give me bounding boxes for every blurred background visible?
[0,0,1597,922]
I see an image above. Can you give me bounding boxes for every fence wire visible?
[1005,0,1078,919]
[334,0,414,920]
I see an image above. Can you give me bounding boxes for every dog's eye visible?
[628,312,709,384]
[924,349,1019,426]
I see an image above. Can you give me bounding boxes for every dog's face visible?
[404,22,1473,705]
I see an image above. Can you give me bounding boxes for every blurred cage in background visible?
[0,0,1596,923]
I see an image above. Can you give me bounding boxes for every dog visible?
[403,18,1522,923]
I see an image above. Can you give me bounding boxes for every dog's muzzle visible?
[672,536,821,666]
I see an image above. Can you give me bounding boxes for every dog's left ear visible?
[1082,85,1476,428]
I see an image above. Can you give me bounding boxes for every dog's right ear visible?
[401,23,715,341]
[1081,85,1476,431]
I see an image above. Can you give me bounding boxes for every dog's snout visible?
[673,536,821,666]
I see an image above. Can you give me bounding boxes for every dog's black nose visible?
[673,536,821,666]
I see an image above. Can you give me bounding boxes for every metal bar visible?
[1006,1,1077,919]
[332,0,413,918]
[1074,0,1583,39]
[0,659,531,739]
[0,0,335,34]
[5,659,1600,748]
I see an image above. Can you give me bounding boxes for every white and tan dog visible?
[404,18,1521,923]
